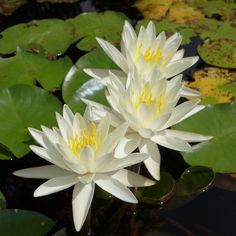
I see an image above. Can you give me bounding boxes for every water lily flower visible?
[14,105,155,232]
[84,20,199,97]
[84,70,213,181]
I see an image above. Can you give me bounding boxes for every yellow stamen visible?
[69,123,101,155]
[144,48,162,62]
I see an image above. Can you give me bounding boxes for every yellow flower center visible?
[144,48,162,62]
[133,83,164,114]
[69,123,101,155]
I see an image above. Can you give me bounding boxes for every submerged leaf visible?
[198,39,236,68]
[177,166,215,196]
[0,84,61,158]
[173,103,236,173]
[0,48,72,90]
[187,67,236,104]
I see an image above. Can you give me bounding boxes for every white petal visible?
[96,37,128,73]
[165,57,199,78]
[34,174,79,197]
[180,86,200,97]
[13,165,71,179]
[115,133,141,158]
[94,174,137,203]
[63,104,74,125]
[56,112,72,143]
[111,169,155,187]
[151,134,191,152]
[72,182,95,232]
[139,139,161,180]
[170,49,184,62]
[165,129,213,142]
[28,128,45,147]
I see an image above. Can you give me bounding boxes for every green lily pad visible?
[173,103,236,173]
[0,48,72,90]
[71,11,129,51]
[0,19,76,55]
[198,39,236,69]
[177,166,215,196]
[62,48,117,113]
[0,209,55,236]
[0,192,6,210]
[191,18,236,41]
[0,0,26,16]
[136,19,196,45]
[136,172,175,205]
[52,228,68,236]
[0,84,61,158]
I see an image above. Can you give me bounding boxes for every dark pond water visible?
[0,1,236,235]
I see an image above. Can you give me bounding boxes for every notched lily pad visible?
[0,19,76,55]
[173,103,236,173]
[0,209,55,236]
[177,166,215,196]
[136,172,175,205]
[0,48,72,90]
[198,39,236,68]
[187,67,236,104]
[71,11,129,51]
[0,84,61,158]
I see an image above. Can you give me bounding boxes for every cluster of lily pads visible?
[0,1,235,235]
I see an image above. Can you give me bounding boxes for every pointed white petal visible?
[56,112,72,142]
[94,174,137,203]
[34,174,79,197]
[170,49,184,62]
[28,128,45,147]
[165,129,213,142]
[181,86,200,97]
[63,104,74,125]
[151,134,191,152]
[164,56,199,78]
[96,37,128,73]
[13,165,71,179]
[72,182,95,232]
[111,169,155,187]
[115,133,141,158]
[139,139,161,180]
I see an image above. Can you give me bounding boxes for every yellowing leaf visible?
[186,67,236,104]
[168,5,204,23]
[134,0,173,20]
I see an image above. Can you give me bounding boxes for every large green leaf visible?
[71,11,129,51]
[62,48,117,113]
[173,103,236,173]
[177,166,215,196]
[136,172,175,205]
[0,19,76,55]
[0,209,55,236]
[0,84,61,158]
[0,48,72,90]
[198,39,236,69]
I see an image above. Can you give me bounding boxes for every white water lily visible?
[84,20,199,97]
[84,70,213,181]
[14,105,155,232]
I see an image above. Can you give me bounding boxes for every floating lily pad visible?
[52,228,68,236]
[0,19,76,55]
[0,48,72,90]
[173,103,236,173]
[187,67,236,104]
[136,172,175,205]
[168,5,204,23]
[0,209,55,236]
[62,48,117,113]
[0,192,6,210]
[136,19,196,45]
[71,11,129,51]
[0,0,26,16]
[198,39,236,68]
[134,0,173,20]
[0,84,61,158]
[177,166,215,196]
